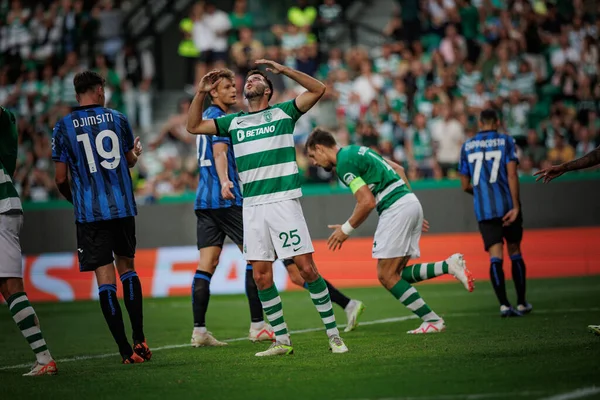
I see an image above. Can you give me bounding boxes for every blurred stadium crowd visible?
[2,0,599,203]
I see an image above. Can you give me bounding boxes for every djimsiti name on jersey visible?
[464,138,506,151]
[72,112,115,128]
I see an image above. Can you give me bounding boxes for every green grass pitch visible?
[1,276,599,400]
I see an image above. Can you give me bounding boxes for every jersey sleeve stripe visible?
[349,177,366,194]
[292,98,304,115]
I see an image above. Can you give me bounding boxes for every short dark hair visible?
[73,71,105,94]
[246,69,274,101]
[305,128,337,151]
[479,108,499,125]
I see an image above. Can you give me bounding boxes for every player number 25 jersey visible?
[52,105,137,223]
[458,130,519,222]
[336,145,411,215]
[214,100,303,206]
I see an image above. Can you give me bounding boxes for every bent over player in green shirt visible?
[306,128,475,334]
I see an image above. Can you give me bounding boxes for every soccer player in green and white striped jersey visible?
[305,128,475,334]
[0,106,57,376]
[187,61,348,356]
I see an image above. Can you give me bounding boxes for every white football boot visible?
[447,253,475,292]
[343,300,365,333]
[407,320,446,334]
[191,331,228,347]
[249,324,275,343]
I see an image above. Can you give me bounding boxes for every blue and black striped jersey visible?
[52,104,137,223]
[459,130,519,222]
[194,105,243,210]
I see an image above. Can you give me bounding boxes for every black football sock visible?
[245,265,264,323]
[99,284,132,358]
[510,254,527,305]
[120,271,145,342]
[324,279,351,309]
[490,257,510,307]
[192,270,212,328]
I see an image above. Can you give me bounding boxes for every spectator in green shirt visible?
[93,54,124,114]
[229,0,254,45]
[457,0,480,61]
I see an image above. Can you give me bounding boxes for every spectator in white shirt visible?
[467,82,491,115]
[352,60,383,106]
[439,24,467,65]
[551,33,580,70]
[430,103,465,177]
[192,2,232,84]
[116,41,156,134]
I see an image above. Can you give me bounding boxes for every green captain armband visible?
[349,177,366,194]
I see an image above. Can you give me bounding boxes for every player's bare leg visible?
[488,243,522,317]
[378,256,445,334]
[293,254,348,353]
[285,259,364,333]
[507,242,531,314]
[191,246,228,347]
[115,255,151,359]
[0,277,57,375]
[253,261,293,356]
[95,264,143,364]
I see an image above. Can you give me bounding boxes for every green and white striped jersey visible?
[336,145,411,215]
[0,106,22,213]
[214,100,303,206]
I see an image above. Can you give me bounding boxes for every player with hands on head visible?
[187,59,349,356]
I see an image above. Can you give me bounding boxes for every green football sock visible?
[307,276,339,338]
[258,284,290,344]
[389,280,440,322]
[401,261,449,283]
[7,292,53,364]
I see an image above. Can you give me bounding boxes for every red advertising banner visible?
[18,227,600,303]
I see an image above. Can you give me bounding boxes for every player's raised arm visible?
[213,142,235,200]
[187,72,222,135]
[255,59,325,113]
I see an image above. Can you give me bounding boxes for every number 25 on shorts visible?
[279,229,301,249]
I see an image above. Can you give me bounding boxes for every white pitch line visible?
[349,390,545,400]
[0,315,418,371]
[539,386,600,400]
[0,307,597,371]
